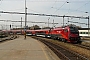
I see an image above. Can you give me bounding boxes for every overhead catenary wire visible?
[0,11,88,19]
[75,1,90,12]
[46,0,57,13]
[0,19,58,24]
[53,0,69,14]
[0,0,89,29]
[65,0,90,15]
[68,21,87,25]
[45,0,57,26]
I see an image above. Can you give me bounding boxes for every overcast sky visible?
[0,0,90,29]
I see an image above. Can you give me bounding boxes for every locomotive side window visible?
[64,29,68,32]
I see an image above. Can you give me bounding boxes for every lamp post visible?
[85,12,89,36]
[21,17,22,34]
[88,16,89,36]
[53,19,54,28]
[24,0,27,39]
[63,15,65,27]
[25,0,27,29]
[48,17,50,27]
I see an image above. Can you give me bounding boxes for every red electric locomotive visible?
[33,25,81,43]
[49,26,81,43]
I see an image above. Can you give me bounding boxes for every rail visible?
[32,36,89,60]
[0,35,18,43]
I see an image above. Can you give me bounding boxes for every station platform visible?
[0,35,59,60]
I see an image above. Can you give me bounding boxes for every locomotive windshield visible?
[70,27,78,33]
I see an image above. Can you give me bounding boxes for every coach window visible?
[82,32,85,34]
[86,32,88,34]
[80,32,82,34]
[81,32,83,34]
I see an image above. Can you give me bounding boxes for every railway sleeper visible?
[35,37,89,60]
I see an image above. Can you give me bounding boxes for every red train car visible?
[35,29,49,37]
[26,30,35,36]
[3,25,80,43]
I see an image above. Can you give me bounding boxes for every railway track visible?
[74,44,90,50]
[0,35,18,43]
[32,36,89,60]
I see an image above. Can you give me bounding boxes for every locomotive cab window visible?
[70,27,78,32]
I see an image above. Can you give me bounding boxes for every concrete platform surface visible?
[0,35,59,60]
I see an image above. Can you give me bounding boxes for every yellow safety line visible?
[36,40,49,60]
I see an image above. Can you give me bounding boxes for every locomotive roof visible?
[35,29,50,31]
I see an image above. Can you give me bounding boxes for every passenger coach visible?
[79,28,90,37]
